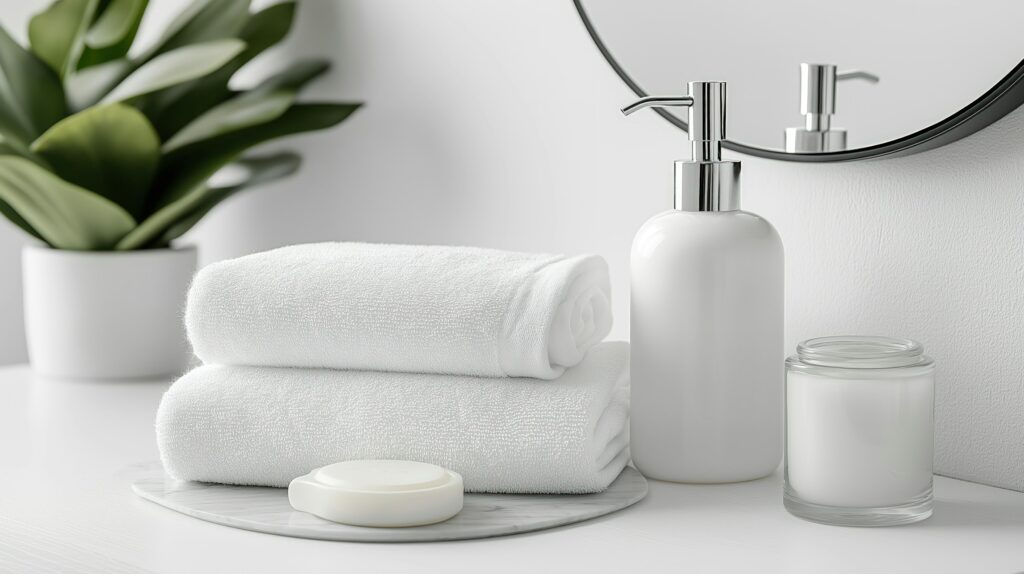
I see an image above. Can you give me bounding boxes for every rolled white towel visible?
[186,242,612,379]
[156,342,630,494]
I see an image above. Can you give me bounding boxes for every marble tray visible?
[130,462,647,542]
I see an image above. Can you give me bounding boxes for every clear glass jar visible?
[784,336,935,526]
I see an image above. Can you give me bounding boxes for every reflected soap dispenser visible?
[784,63,879,153]
[624,81,783,483]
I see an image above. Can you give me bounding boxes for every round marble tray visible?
[129,463,647,542]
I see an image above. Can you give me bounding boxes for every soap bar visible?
[288,460,464,527]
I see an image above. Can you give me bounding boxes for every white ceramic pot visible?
[22,245,197,379]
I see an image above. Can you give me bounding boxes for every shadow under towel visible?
[156,342,630,494]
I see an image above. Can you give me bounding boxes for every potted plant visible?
[0,0,360,379]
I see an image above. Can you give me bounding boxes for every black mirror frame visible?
[575,0,1024,162]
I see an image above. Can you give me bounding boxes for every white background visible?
[0,0,1022,491]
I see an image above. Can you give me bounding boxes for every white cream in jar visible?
[784,336,934,526]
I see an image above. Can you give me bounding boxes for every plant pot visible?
[22,245,197,380]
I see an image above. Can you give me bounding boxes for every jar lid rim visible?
[795,336,932,368]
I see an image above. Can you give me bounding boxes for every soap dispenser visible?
[624,81,783,483]
[785,63,879,152]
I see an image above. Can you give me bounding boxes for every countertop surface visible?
[1,364,1022,574]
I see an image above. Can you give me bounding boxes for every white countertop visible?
[1,364,1022,574]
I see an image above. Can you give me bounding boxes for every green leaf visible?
[0,132,49,240]
[252,59,330,93]
[27,0,97,77]
[77,0,148,69]
[101,38,246,103]
[141,1,297,140]
[155,103,359,210]
[0,133,48,167]
[0,198,45,242]
[31,103,159,219]
[140,0,250,60]
[85,0,145,47]
[0,138,47,241]
[0,156,136,250]
[161,60,329,153]
[232,0,294,64]
[162,91,294,153]
[116,151,299,250]
[159,153,300,245]
[65,58,131,111]
[0,25,67,142]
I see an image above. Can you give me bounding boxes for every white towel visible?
[186,242,613,379]
[156,342,630,494]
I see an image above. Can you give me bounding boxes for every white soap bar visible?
[288,460,464,527]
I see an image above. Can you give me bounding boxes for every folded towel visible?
[186,242,613,379]
[156,342,630,493]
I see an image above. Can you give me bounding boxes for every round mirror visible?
[576,0,1024,161]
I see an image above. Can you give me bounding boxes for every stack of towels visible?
[156,242,629,493]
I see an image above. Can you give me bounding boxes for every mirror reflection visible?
[580,0,1024,153]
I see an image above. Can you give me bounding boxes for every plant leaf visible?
[139,0,250,60]
[155,103,359,210]
[0,25,67,142]
[116,151,299,250]
[159,153,301,244]
[27,0,97,77]
[0,198,45,242]
[77,0,148,69]
[162,91,294,153]
[0,156,136,250]
[31,103,159,219]
[0,133,48,167]
[253,59,330,93]
[85,0,145,47]
[231,0,294,64]
[0,127,49,240]
[141,1,297,141]
[65,58,132,111]
[101,38,246,103]
[161,60,329,153]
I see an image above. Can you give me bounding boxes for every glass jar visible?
[784,336,935,526]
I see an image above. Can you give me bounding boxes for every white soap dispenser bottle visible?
[624,81,783,483]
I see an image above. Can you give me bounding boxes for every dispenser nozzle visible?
[622,81,739,212]
[835,70,880,83]
[623,81,727,163]
[621,96,694,116]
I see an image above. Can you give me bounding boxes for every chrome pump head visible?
[622,81,739,212]
[785,63,879,153]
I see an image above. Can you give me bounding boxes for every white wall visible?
[1,0,1022,491]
